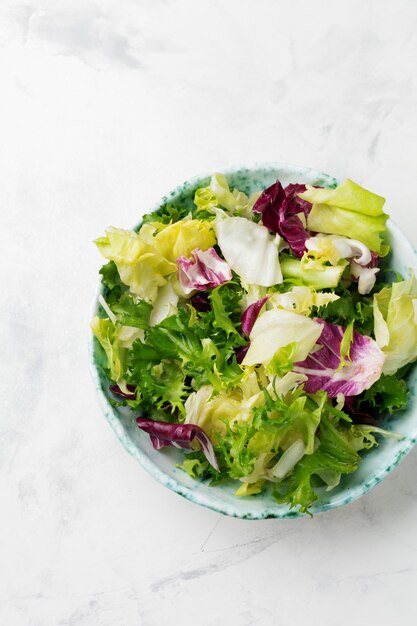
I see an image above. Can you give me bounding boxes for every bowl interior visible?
[91,163,417,519]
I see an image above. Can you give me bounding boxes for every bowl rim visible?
[89,162,417,520]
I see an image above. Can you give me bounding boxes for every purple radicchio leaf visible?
[177,247,232,295]
[190,292,211,312]
[241,296,269,336]
[252,181,312,257]
[293,319,385,397]
[235,344,249,364]
[136,417,219,471]
[109,384,137,400]
[343,396,378,426]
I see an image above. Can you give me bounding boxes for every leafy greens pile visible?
[92,172,417,513]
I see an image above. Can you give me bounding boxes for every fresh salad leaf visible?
[209,173,246,212]
[241,296,269,336]
[95,227,177,302]
[194,186,219,213]
[273,411,362,513]
[268,286,339,315]
[299,179,385,216]
[299,180,388,254]
[130,356,188,415]
[280,254,347,289]
[293,319,385,396]
[177,247,232,295]
[111,292,153,328]
[373,275,417,375]
[339,320,354,368]
[307,204,388,254]
[109,384,137,400]
[141,203,193,225]
[149,277,179,326]
[360,373,408,414]
[194,173,257,218]
[91,316,143,383]
[305,234,373,266]
[128,286,246,411]
[215,216,283,286]
[184,385,249,439]
[314,283,376,335]
[151,218,216,262]
[136,417,219,470]
[242,309,323,366]
[99,260,124,290]
[252,180,311,257]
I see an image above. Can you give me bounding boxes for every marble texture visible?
[2,0,417,624]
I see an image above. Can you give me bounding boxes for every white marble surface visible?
[2,0,417,623]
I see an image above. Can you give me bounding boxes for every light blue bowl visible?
[90,163,417,519]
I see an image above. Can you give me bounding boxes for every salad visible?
[91,172,417,514]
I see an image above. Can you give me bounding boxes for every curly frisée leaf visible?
[359,373,408,415]
[273,412,361,513]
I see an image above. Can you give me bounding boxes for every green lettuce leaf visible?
[298,179,388,254]
[299,179,385,216]
[242,308,323,367]
[280,254,347,289]
[373,275,417,374]
[151,218,216,263]
[194,173,258,218]
[95,227,177,302]
[91,316,143,383]
[176,457,208,478]
[306,204,388,254]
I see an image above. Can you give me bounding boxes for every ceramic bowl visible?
[90,163,417,519]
